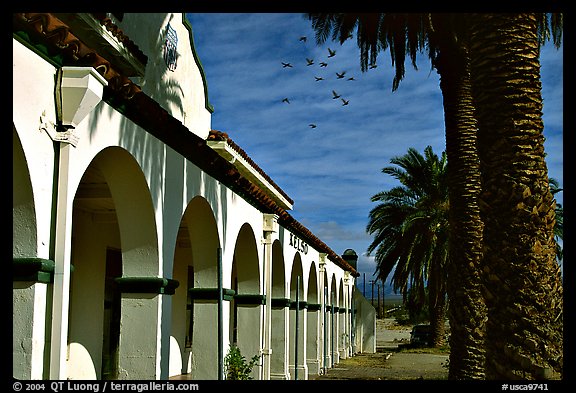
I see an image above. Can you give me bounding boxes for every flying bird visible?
[282,98,290,104]
[341,98,350,106]
[332,90,341,99]
[314,76,324,81]
[309,123,317,129]
[336,71,347,79]
[320,62,328,67]
[282,62,293,68]
[299,36,307,42]
[328,48,336,57]
[306,58,314,66]
[347,77,356,81]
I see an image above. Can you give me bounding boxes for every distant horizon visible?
[354,275,403,301]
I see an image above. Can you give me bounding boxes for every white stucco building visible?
[13,12,376,381]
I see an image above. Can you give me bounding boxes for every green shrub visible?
[224,344,260,380]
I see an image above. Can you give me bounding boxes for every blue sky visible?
[186,13,564,297]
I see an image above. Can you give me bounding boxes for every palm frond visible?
[367,145,449,307]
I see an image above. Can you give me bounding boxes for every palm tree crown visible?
[366,146,448,310]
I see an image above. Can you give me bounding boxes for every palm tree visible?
[468,13,563,379]
[426,14,487,379]
[307,12,563,379]
[366,146,448,347]
[307,13,487,378]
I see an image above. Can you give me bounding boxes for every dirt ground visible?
[312,318,449,380]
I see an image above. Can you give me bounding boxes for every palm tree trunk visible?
[432,14,487,379]
[469,13,563,380]
[427,257,447,348]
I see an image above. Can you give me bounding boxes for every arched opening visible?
[170,196,222,379]
[169,196,220,379]
[67,147,159,380]
[330,274,338,365]
[306,262,320,375]
[13,126,46,380]
[13,126,37,258]
[288,253,306,380]
[229,223,261,379]
[321,269,330,371]
[338,277,347,359]
[270,240,289,379]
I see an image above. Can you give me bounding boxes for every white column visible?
[48,67,106,379]
[49,140,75,380]
[261,214,278,380]
[318,254,329,372]
[343,272,351,358]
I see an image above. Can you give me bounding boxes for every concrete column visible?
[49,67,106,379]
[270,304,289,379]
[192,301,221,379]
[318,254,328,373]
[339,308,347,359]
[288,305,308,380]
[341,272,351,359]
[331,296,339,365]
[13,282,49,379]
[49,141,74,380]
[306,307,321,375]
[261,214,278,380]
[117,294,161,379]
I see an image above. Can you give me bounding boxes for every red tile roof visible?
[14,13,142,100]
[90,13,148,66]
[207,130,294,206]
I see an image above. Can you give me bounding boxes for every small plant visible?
[224,344,260,380]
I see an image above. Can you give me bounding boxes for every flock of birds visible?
[279,35,373,130]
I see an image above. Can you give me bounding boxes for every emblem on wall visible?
[163,23,178,71]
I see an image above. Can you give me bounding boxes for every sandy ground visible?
[313,318,449,380]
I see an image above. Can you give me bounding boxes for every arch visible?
[288,253,306,379]
[169,196,219,378]
[184,196,220,286]
[338,277,347,359]
[271,240,286,299]
[13,126,37,257]
[290,254,304,302]
[13,125,48,380]
[330,273,338,365]
[231,223,260,294]
[307,262,319,304]
[270,240,289,379]
[67,146,160,380]
[306,262,321,375]
[229,223,261,379]
[96,147,159,276]
[172,195,221,379]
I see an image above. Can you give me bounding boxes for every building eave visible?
[207,137,294,211]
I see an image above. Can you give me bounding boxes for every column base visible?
[270,372,290,380]
[288,364,308,380]
[306,359,321,376]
